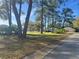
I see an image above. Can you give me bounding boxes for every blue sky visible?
[60,0,79,16]
[0,0,79,25]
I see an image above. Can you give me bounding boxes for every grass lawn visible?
[27,31,63,35]
[0,32,69,59]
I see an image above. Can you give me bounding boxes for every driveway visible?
[44,33,79,59]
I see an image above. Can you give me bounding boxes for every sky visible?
[60,0,79,16]
[0,0,79,25]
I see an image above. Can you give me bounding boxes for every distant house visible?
[64,27,75,32]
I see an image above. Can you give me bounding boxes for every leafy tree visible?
[61,8,74,28]
[73,18,79,28]
[0,0,12,34]
[35,0,66,33]
[28,21,35,31]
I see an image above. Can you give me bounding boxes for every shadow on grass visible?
[0,34,67,59]
[27,34,65,45]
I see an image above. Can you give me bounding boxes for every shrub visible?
[55,28,66,34]
[0,25,18,35]
[11,25,18,34]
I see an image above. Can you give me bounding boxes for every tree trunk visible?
[41,0,43,34]
[23,0,32,38]
[52,18,54,32]
[48,17,50,29]
[9,0,12,34]
[62,18,66,28]
[12,0,22,37]
[44,17,46,31]
[19,0,22,23]
[5,0,12,34]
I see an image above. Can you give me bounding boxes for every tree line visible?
[0,0,75,39]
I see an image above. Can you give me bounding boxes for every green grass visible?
[27,31,63,35]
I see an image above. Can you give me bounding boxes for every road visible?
[44,33,79,59]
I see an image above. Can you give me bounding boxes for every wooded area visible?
[0,0,78,59]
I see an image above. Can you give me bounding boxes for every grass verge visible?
[0,32,72,59]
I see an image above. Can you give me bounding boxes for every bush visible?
[55,28,66,34]
[0,25,18,35]
[11,25,18,34]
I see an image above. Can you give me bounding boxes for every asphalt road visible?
[44,33,79,59]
